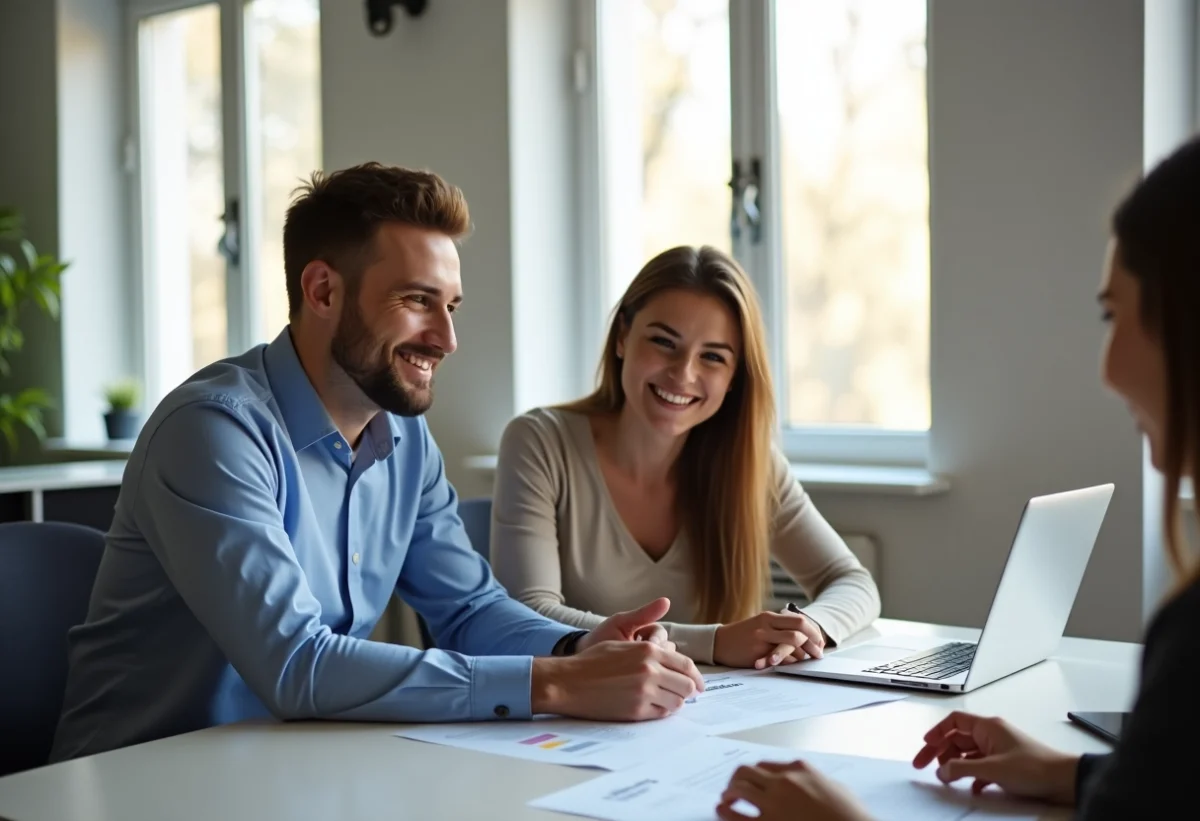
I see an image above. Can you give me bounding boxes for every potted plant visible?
[0,206,68,459]
[102,378,142,441]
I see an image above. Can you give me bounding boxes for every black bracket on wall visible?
[365,0,428,37]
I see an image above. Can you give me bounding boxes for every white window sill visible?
[464,455,951,497]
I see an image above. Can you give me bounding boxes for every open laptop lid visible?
[964,483,1114,690]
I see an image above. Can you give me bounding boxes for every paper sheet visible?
[396,670,905,771]
[677,669,906,735]
[395,715,704,771]
[529,736,1041,821]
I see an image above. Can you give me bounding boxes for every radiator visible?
[764,533,880,611]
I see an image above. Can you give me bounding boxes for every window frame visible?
[125,0,263,405]
[575,0,931,467]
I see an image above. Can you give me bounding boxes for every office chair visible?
[0,521,106,775]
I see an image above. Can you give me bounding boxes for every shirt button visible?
[494,705,510,718]
[333,441,343,450]
[351,552,361,565]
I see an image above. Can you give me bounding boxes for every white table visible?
[0,620,1139,821]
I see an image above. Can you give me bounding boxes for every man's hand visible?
[531,640,705,721]
[713,610,825,668]
[717,760,874,821]
[912,711,1080,804]
[575,597,674,654]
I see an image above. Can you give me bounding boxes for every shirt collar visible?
[263,328,404,454]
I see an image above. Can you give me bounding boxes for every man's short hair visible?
[283,162,471,316]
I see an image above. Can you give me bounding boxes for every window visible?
[130,0,320,405]
[583,0,930,464]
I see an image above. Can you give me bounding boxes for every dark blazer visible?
[1074,574,1200,819]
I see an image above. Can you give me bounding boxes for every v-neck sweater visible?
[490,408,881,664]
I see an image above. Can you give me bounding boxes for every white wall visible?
[325,1,1152,640]
[57,0,136,443]
[812,0,1146,641]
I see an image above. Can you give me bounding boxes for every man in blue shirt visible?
[51,163,704,761]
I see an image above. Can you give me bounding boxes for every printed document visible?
[529,736,1040,821]
[676,669,906,735]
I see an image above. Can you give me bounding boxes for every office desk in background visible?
[0,461,126,531]
[0,620,1137,821]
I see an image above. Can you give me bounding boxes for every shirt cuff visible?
[469,655,537,720]
[669,623,720,665]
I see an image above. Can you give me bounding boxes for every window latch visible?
[729,158,762,245]
[218,198,240,267]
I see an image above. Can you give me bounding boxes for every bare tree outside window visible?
[603,0,731,308]
[778,1,930,430]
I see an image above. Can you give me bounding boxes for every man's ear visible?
[299,260,342,320]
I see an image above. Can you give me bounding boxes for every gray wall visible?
[813,0,1146,640]
[0,0,63,458]
[322,0,516,493]
[321,0,580,496]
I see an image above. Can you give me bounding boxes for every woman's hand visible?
[717,760,874,821]
[577,597,675,653]
[713,610,825,668]
[912,711,1080,805]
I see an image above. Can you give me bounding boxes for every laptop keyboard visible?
[863,641,977,680]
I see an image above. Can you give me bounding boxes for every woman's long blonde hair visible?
[561,246,778,623]
[1112,137,1200,588]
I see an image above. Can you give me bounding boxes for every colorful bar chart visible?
[516,733,601,754]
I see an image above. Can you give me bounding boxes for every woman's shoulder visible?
[503,406,586,441]
[499,407,592,465]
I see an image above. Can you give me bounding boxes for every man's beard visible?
[330,298,437,417]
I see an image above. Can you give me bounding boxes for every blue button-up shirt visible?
[50,330,575,761]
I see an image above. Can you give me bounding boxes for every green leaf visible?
[15,386,52,407]
[0,254,13,277]
[0,209,21,240]
[19,239,36,271]
[39,284,60,318]
[0,419,16,454]
[0,280,14,310]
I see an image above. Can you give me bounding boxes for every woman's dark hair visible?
[1112,136,1200,583]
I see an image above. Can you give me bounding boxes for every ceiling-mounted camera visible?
[365,0,428,37]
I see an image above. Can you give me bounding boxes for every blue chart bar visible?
[560,740,600,753]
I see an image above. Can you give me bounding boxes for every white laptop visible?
[777,483,1114,693]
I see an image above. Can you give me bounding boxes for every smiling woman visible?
[490,246,880,669]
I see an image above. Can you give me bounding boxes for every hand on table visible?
[716,760,874,821]
[912,711,1080,805]
[713,609,825,668]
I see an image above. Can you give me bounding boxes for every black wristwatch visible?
[555,629,589,657]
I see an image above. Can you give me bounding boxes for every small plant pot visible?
[104,410,140,441]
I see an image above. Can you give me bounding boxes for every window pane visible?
[139,3,226,399]
[245,0,321,341]
[598,0,731,310]
[777,0,930,430]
